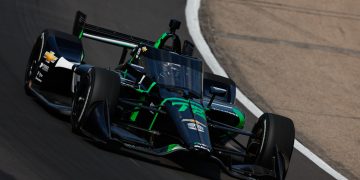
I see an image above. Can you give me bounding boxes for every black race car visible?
[24,11,295,180]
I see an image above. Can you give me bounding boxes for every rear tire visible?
[71,67,120,134]
[246,113,295,174]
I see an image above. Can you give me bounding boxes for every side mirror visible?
[169,19,181,33]
[208,86,227,107]
[210,86,227,97]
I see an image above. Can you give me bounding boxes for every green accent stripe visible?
[149,107,161,130]
[191,105,206,120]
[167,97,202,108]
[167,144,177,152]
[129,96,146,122]
[171,101,206,120]
[130,111,139,122]
[167,144,183,153]
[122,69,128,78]
[233,107,245,129]
[148,97,205,130]
[172,102,188,111]
[78,29,84,39]
[154,32,168,48]
[149,98,171,130]
[136,82,156,94]
[128,56,135,64]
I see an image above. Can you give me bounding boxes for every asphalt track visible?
[0,0,335,179]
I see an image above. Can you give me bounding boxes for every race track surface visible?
[199,0,359,178]
[0,0,334,179]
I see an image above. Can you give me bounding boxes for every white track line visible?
[185,0,347,179]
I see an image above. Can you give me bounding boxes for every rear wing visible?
[72,11,195,64]
[73,11,154,49]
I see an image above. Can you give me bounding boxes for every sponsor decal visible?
[187,122,204,132]
[172,102,206,120]
[182,119,206,132]
[43,51,58,63]
[134,46,148,59]
[194,142,210,152]
[135,47,142,58]
[141,46,148,53]
[39,62,49,72]
[35,76,42,82]
[35,71,43,82]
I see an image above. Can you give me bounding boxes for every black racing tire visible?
[71,67,120,134]
[246,113,295,174]
[24,35,43,96]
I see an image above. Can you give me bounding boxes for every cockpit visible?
[127,45,203,98]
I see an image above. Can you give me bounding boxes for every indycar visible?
[24,11,295,180]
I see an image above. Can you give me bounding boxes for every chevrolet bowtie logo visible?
[44,51,58,63]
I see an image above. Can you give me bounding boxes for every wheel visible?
[71,67,120,134]
[246,113,295,174]
[71,72,91,134]
[24,35,43,95]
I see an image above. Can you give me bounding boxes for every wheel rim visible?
[25,49,38,84]
[25,34,44,84]
[71,75,92,128]
[246,119,266,162]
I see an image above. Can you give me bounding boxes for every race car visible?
[24,11,295,180]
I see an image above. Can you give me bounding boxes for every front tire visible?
[71,67,120,134]
[246,113,295,175]
[24,35,43,95]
